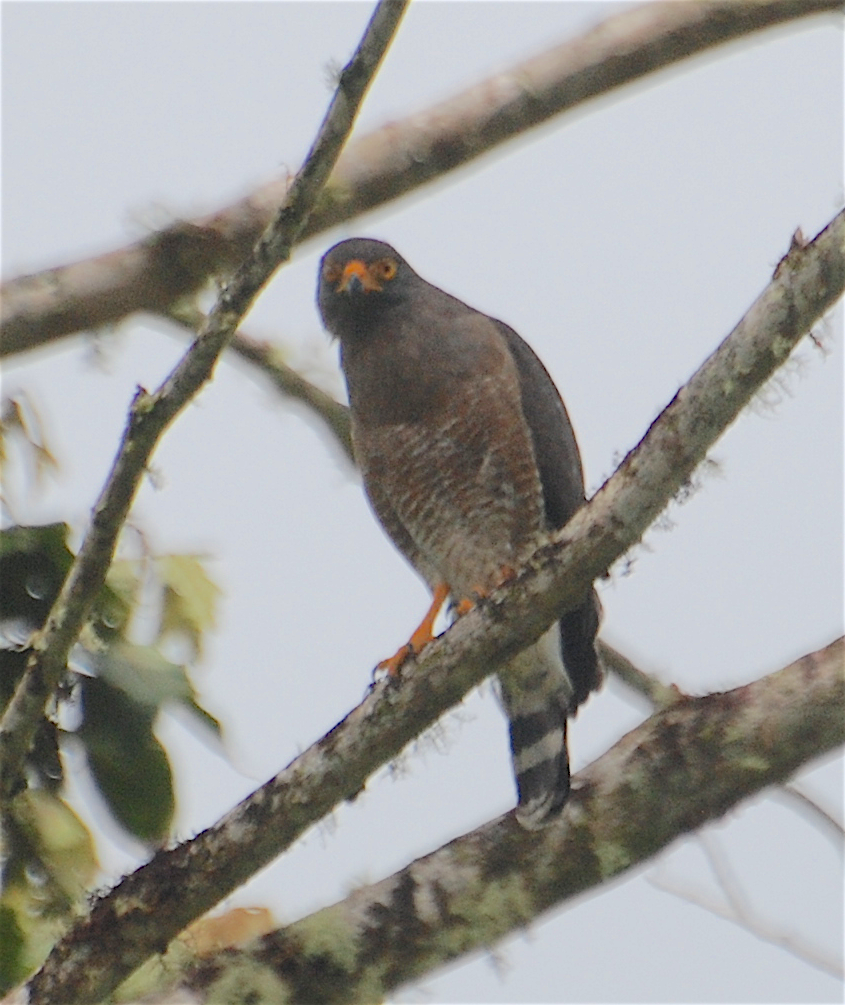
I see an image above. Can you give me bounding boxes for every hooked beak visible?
[337,259,381,294]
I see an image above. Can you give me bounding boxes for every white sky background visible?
[2,2,843,1002]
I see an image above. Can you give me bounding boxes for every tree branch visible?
[130,638,845,1004]
[0,0,408,800]
[26,211,844,1005]
[777,782,845,849]
[166,319,700,704]
[598,638,684,708]
[2,0,838,358]
[650,829,844,981]
[164,305,355,463]
[168,314,701,687]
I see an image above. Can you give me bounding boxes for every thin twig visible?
[598,638,683,708]
[0,0,408,801]
[649,832,844,981]
[777,782,845,851]
[26,211,844,1004]
[230,332,354,461]
[165,304,355,463]
[701,832,755,920]
[2,0,838,357]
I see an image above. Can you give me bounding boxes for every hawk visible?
[318,237,602,829]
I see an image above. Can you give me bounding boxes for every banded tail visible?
[500,591,603,830]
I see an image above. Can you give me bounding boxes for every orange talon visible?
[495,564,517,587]
[377,643,414,677]
[377,581,450,676]
[455,565,516,617]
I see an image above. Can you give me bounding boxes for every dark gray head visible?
[317,237,418,340]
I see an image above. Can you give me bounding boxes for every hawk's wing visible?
[494,320,603,708]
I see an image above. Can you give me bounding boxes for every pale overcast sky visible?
[2,2,842,1002]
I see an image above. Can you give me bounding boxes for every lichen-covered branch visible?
[26,212,844,1005]
[2,0,837,358]
[0,0,408,802]
[170,309,695,682]
[125,638,844,1004]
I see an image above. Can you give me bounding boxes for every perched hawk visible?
[318,237,602,829]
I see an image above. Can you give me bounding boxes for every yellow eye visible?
[373,258,397,281]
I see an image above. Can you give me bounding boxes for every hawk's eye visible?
[324,262,342,285]
[373,259,397,281]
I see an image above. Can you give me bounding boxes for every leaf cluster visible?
[0,520,220,991]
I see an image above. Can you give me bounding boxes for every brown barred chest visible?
[354,372,547,600]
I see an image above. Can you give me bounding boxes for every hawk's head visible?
[317,237,413,338]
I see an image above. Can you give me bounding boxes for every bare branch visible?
[230,332,355,462]
[0,0,408,800]
[26,212,844,1005]
[130,639,845,1004]
[702,833,761,924]
[777,782,845,850]
[2,0,838,358]
[165,305,355,463]
[650,830,844,981]
[598,638,684,708]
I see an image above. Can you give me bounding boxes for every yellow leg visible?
[378,581,450,676]
[454,564,517,616]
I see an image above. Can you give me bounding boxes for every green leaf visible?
[94,560,137,637]
[157,554,220,656]
[0,903,27,993]
[1,524,73,786]
[90,640,221,737]
[0,393,58,490]
[0,522,72,573]
[11,789,98,902]
[104,558,141,609]
[79,679,175,842]
[182,698,223,737]
[93,640,193,708]
[1,791,99,991]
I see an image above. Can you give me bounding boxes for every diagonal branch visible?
[164,304,355,462]
[0,0,409,801]
[1,0,838,358]
[650,829,844,981]
[598,638,684,708]
[777,782,845,848]
[133,638,844,1004]
[229,330,355,461]
[27,211,844,1005]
